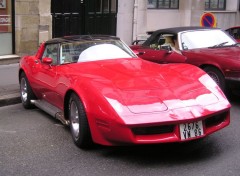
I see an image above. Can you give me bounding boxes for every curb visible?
[0,93,21,107]
[0,55,20,65]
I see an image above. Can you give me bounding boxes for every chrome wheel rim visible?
[70,101,80,138]
[208,72,220,86]
[20,78,27,102]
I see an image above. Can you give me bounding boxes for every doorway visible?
[51,0,117,38]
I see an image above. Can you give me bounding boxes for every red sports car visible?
[19,35,230,148]
[131,27,240,93]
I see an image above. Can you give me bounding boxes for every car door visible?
[136,33,186,64]
[137,47,186,63]
[137,47,172,63]
[31,43,63,108]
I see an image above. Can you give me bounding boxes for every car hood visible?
[66,59,226,113]
[186,46,240,60]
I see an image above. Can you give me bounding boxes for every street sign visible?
[200,12,217,27]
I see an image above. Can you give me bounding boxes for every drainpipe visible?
[133,0,138,42]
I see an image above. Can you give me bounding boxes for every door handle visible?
[32,60,39,68]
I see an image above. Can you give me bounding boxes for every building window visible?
[0,0,14,55]
[205,0,226,10]
[148,0,179,9]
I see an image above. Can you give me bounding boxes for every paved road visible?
[0,100,240,176]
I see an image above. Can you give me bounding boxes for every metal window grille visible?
[205,0,226,10]
[148,0,179,9]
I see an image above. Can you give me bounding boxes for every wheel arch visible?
[199,64,225,77]
[199,64,227,92]
[63,88,117,146]
[19,68,31,84]
[64,89,76,121]
[18,69,25,83]
[63,89,90,121]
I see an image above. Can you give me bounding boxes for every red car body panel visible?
[19,38,231,146]
[133,46,187,64]
[182,47,240,78]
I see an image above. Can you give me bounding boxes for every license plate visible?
[179,121,204,140]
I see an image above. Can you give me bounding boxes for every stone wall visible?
[15,0,51,55]
[39,0,52,44]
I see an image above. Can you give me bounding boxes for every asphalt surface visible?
[0,101,240,176]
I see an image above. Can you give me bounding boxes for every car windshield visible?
[180,29,236,50]
[60,39,137,64]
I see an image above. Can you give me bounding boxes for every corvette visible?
[19,35,230,148]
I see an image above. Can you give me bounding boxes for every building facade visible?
[0,0,239,56]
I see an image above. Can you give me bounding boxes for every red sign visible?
[200,13,217,27]
[0,15,11,25]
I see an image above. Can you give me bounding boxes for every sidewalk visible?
[0,54,20,65]
[0,55,21,107]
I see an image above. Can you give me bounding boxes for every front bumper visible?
[94,109,230,146]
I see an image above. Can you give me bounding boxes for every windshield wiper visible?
[231,43,239,47]
[210,42,228,48]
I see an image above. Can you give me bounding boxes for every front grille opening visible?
[205,112,227,128]
[132,125,174,135]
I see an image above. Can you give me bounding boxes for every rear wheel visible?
[20,72,36,109]
[69,93,93,149]
[203,66,225,92]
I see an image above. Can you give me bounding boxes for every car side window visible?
[233,28,240,40]
[60,43,86,64]
[60,43,73,64]
[42,44,59,65]
[226,28,240,41]
[149,34,165,49]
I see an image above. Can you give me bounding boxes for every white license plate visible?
[179,121,204,140]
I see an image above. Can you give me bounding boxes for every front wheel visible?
[69,93,93,149]
[203,66,225,92]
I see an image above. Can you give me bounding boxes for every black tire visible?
[69,93,93,149]
[203,66,226,92]
[19,72,36,109]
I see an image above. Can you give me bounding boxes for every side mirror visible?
[42,57,53,65]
